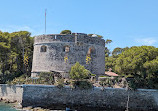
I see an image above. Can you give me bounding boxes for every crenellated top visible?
[34,33,105,46]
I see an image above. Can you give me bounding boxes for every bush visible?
[56,78,64,88]
[10,74,29,85]
[99,78,113,87]
[72,81,93,89]
[60,30,71,34]
[70,62,91,80]
[10,72,55,85]
[99,77,129,88]
[39,72,54,85]
[0,70,20,84]
[127,80,137,90]
[126,76,158,89]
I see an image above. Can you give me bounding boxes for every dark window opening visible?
[63,46,70,52]
[40,45,47,52]
[87,47,96,56]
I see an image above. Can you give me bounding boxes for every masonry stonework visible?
[0,84,23,103]
[31,33,105,77]
[22,85,158,111]
[0,84,157,110]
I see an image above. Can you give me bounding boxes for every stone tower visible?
[31,33,105,78]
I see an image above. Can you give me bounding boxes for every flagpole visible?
[45,9,47,34]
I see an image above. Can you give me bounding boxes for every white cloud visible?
[135,38,157,45]
[0,25,37,35]
[1,25,33,32]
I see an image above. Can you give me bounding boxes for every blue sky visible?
[0,0,158,51]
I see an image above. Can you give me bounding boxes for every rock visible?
[14,103,23,109]
[33,107,50,111]
[22,106,33,110]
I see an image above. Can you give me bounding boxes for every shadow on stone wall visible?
[0,84,7,96]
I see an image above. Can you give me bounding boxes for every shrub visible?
[56,78,64,88]
[99,77,129,88]
[99,78,113,87]
[10,74,29,85]
[70,62,91,80]
[39,72,54,85]
[72,81,92,89]
[127,79,137,90]
[10,72,55,85]
[0,70,19,84]
[60,30,71,34]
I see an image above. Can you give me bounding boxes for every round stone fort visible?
[31,33,105,78]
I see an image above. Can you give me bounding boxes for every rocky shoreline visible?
[0,98,53,111]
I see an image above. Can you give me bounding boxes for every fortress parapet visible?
[34,33,105,46]
[31,33,105,78]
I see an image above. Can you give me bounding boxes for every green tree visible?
[0,31,33,83]
[105,46,158,88]
[9,31,33,75]
[105,47,128,71]
[112,47,129,57]
[70,62,91,80]
[105,39,112,45]
[115,46,158,78]
[105,56,117,71]
[0,32,11,73]
[105,39,112,57]
[112,47,123,56]
[105,39,113,71]
[143,57,158,79]
[60,30,71,34]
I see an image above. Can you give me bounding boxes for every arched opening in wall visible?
[40,45,47,52]
[63,46,70,53]
[86,46,96,64]
[87,46,96,56]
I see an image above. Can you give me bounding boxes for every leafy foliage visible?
[114,46,158,88]
[115,46,158,77]
[105,39,112,45]
[39,72,54,85]
[56,78,64,88]
[105,56,117,71]
[10,72,55,85]
[112,47,129,57]
[72,81,93,89]
[70,62,92,89]
[60,30,71,34]
[105,47,128,71]
[105,39,112,57]
[0,31,33,83]
[9,74,30,85]
[70,62,91,80]
[99,77,128,88]
[105,46,158,89]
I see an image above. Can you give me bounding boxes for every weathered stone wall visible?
[22,85,158,111]
[34,34,105,46]
[31,33,105,77]
[0,84,23,103]
[0,84,157,110]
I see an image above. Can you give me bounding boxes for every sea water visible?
[0,102,17,111]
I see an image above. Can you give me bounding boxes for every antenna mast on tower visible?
[45,9,47,34]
